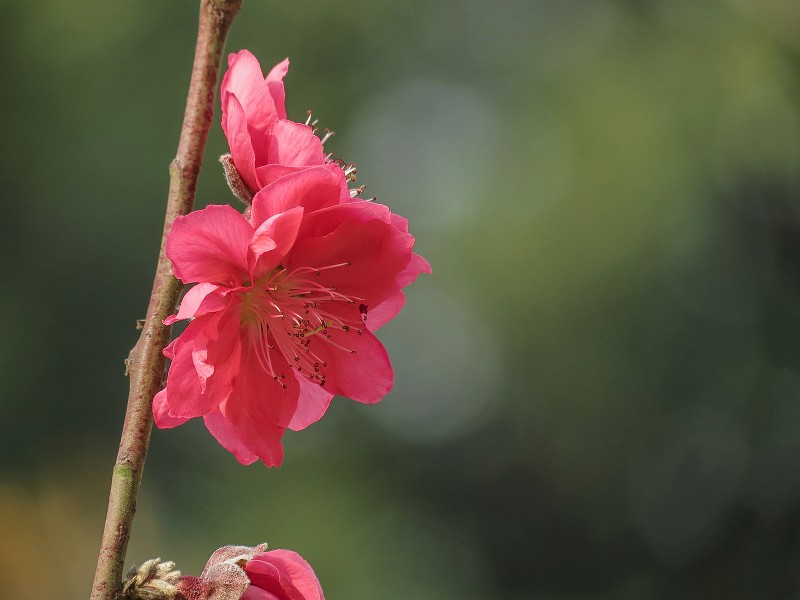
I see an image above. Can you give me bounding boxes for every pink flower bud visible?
[176,544,324,600]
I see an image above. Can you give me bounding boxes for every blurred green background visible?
[2,0,800,598]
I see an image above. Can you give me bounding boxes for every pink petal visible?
[241,586,281,600]
[245,562,291,599]
[203,408,259,465]
[362,253,431,331]
[296,201,393,239]
[288,377,334,431]
[152,389,191,428]
[221,424,282,468]
[194,307,243,401]
[248,206,304,278]
[247,551,324,600]
[223,94,260,193]
[260,550,323,600]
[222,338,300,466]
[266,120,326,167]
[389,211,410,233]
[398,251,432,285]
[289,216,416,312]
[167,204,253,285]
[163,332,221,418]
[222,50,283,139]
[254,164,307,189]
[265,58,289,120]
[251,167,345,227]
[362,290,406,332]
[300,321,393,404]
[254,163,351,198]
[164,282,229,325]
[163,336,180,360]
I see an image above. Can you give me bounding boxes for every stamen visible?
[323,336,357,354]
[238,261,364,386]
[291,261,351,277]
[320,128,335,144]
[248,320,286,388]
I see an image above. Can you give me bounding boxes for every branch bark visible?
[91,1,242,598]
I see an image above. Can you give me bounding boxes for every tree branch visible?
[90,1,242,598]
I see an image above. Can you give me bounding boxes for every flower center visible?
[240,262,364,388]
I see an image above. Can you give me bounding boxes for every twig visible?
[90,1,242,598]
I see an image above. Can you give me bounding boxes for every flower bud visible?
[175,544,324,600]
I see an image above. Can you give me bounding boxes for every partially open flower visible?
[221,50,338,194]
[176,544,323,600]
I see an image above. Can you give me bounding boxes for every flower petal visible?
[223,94,259,193]
[222,337,300,466]
[254,164,305,189]
[289,214,416,311]
[203,409,259,465]
[249,206,304,277]
[288,377,334,431]
[254,163,351,197]
[363,253,431,331]
[398,251,432,285]
[265,58,289,120]
[167,204,253,285]
[362,290,406,332]
[241,586,281,600]
[251,166,345,227]
[195,306,242,400]
[152,389,191,428]
[247,551,324,600]
[296,200,392,238]
[222,50,283,139]
[165,282,229,325]
[267,120,325,167]
[301,321,393,404]
[163,327,222,419]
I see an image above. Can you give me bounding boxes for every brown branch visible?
[90,1,242,598]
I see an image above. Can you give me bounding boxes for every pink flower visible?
[176,544,324,600]
[154,167,430,466]
[221,50,336,194]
